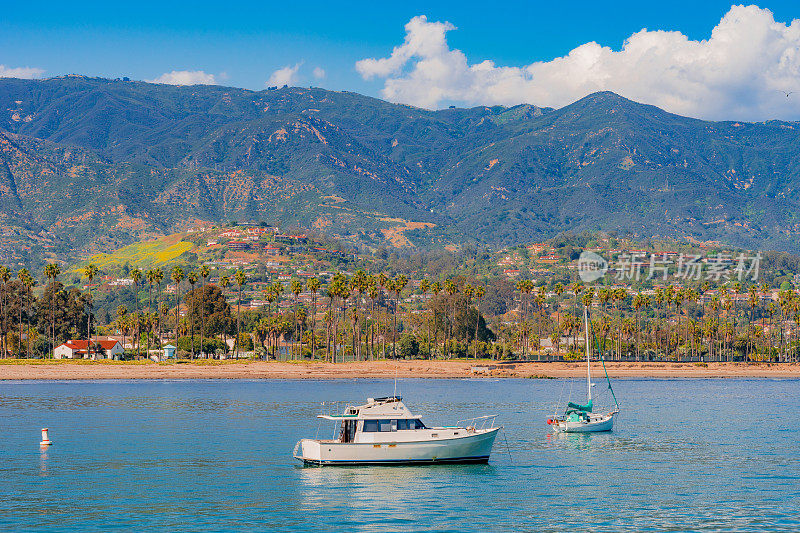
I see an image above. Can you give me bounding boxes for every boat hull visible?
[552,413,615,433]
[294,428,499,466]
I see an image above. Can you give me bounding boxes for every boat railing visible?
[318,400,354,418]
[456,414,499,431]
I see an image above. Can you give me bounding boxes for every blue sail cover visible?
[566,400,593,413]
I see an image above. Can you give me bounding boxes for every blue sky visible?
[2,1,800,119]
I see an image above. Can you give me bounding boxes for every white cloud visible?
[267,62,302,87]
[356,7,800,121]
[313,67,326,80]
[149,70,216,85]
[0,64,45,79]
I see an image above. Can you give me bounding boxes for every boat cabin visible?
[321,397,433,444]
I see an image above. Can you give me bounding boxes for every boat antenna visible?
[584,306,592,403]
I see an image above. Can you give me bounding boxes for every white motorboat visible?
[547,307,620,433]
[293,396,500,466]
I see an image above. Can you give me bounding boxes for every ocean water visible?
[0,377,798,532]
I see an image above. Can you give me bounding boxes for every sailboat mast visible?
[584,306,591,402]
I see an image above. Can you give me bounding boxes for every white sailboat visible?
[547,306,619,433]
[294,396,500,465]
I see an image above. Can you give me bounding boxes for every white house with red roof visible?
[54,339,123,359]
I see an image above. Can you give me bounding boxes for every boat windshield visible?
[362,419,426,432]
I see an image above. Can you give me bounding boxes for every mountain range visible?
[2,75,800,265]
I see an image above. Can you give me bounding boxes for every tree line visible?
[1,262,798,363]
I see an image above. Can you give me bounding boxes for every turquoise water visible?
[1,378,798,532]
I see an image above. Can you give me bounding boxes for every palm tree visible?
[170,266,184,355]
[234,269,246,359]
[219,275,231,355]
[159,303,169,354]
[43,263,61,358]
[187,271,198,358]
[0,266,9,358]
[430,281,442,357]
[82,264,99,359]
[443,279,458,358]
[581,289,595,354]
[130,268,142,358]
[664,286,675,358]
[368,277,379,360]
[145,269,157,359]
[19,270,35,358]
[153,268,164,349]
[516,280,534,357]
[15,269,27,357]
[271,280,284,358]
[553,283,565,343]
[350,270,368,360]
[473,285,487,358]
[377,273,389,358]
[323,309,333,362]
[632,293,644,361]
[338,283,351,362]
[419,279,431,357]
[117,305,128,356]
[464,283,474,351]
[290,278,303,359]
[307,277,321,358]
[747,286,758,361]
[392,275,408,359]
[198,265,210,357]
[732,281,742,352]
[534,287,546,360]
[614,288,627,359]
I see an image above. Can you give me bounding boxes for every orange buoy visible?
[40,428,52,446]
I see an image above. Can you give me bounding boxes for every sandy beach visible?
[1,359,799,380]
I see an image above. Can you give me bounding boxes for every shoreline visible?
[1,360,799,380]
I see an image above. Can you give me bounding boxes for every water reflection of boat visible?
[293,396,500,465]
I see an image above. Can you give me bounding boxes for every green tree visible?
[398,334,419,359]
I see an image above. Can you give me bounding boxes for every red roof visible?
[58,339,120,350]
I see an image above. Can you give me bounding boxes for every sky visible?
[2,1,800,120]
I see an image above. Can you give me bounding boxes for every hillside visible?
[2,76,800,268]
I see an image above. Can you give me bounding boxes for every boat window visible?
[396,419,426,430]
[362,420,378,432]
[378,419,394,432]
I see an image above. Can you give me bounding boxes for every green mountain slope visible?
[1,76,800,266]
